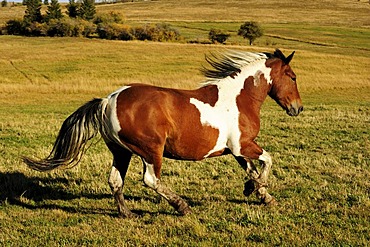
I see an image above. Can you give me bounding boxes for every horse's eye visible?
[291,77,296,83]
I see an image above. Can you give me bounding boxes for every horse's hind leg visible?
[108,147,136,218]
[141,157,192,215]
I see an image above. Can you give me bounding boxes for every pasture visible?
[0,0,369,246]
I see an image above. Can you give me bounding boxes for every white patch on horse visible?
[253,68,272,86]
[142,159,159,189]
[105,86,132,149]
[191,58,271,157]
[190,97,229,157]
[108,165,123,192]
[258,149,272,165]
[249,65,272,86]
[108,85,131,99]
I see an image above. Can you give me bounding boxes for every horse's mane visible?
[201,49,284,80]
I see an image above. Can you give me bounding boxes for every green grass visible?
[1,0,370,246]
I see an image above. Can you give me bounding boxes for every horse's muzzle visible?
[287,103,303,116]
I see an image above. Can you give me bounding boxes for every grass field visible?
[0,0,369,246]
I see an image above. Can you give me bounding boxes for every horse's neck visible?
[218,72,270,121]
[216,71,270,104]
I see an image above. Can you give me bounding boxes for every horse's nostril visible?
[299,106,304,113]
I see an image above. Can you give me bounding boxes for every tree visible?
[238,21,263,45]
[45,0,63,22]
[79,0,96,20]
[208,28,230,44]
[24,0,43,23]
[1,0,7,7]
[67,0,79,18]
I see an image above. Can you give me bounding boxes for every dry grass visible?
[0,36,369,102]
[1,0,370,26]
[97,0,370,26]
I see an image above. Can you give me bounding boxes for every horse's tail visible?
[23,98,109,172]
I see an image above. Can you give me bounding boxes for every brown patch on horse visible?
[190,84,219,107]
[235,75,270,159]
[114,85,220,161]
[265,59,281,81]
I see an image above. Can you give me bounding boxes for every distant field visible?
[2,0,370,26]
[0,0,369,246]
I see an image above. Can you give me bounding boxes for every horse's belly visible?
[164,125,227,160]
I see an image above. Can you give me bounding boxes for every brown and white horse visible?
[24,49,303,218]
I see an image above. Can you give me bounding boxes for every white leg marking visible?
[246,160,259,179]
[143,160,159,190]
[108,165,123,193]
[259,149,272,164]
[258,149,272,182]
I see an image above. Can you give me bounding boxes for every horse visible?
[23,49,303,218]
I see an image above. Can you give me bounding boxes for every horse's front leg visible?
[234,156,260,196]
[255,149,277,205]
[236,142,277,205]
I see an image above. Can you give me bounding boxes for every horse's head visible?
[267,49,303,116]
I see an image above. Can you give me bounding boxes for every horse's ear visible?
[285,51,295,65]
[274,49,285,60]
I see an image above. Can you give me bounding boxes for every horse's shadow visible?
[0,171,113,215]
[1,172,261,218]
[0,172,182,217]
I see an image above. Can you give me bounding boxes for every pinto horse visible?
[23,49,303,218]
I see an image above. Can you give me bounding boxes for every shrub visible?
[132,25,152,41]
[117,25,133,41]
[132,23,181,42]
[79,19,96,37]
[4,19,25,35]
[208,28,230,44]
[47,18,83,37]
[94,11,124,25]
[45,18,94,37]
[153,23,181,42]
[24,21,46,36]
[46,19,72,37]
[4,19,46,36]
[97,23,133,40]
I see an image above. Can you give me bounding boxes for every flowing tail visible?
[23,98,109,171]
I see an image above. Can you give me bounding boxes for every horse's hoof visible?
[118,211,138,219]
[179,206,192,216]
[243,179,258,197]
[263,196,278,207]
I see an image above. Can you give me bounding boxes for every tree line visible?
[1,0,263,45]
[1,0,181,40]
